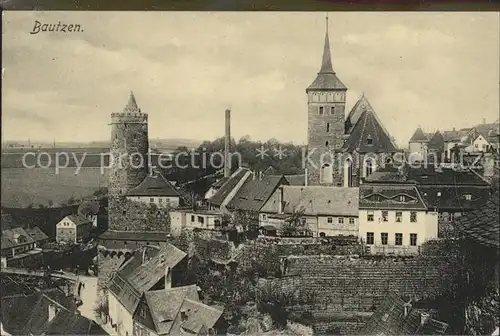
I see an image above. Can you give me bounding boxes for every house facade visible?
[259,185,359,237]
[358,183,438,255]
[126,172,182,208]
[108,243,187,336]
[169,209,223,237]
[0,227,44,268]
[408,127,430,164]
[56,215,93,244]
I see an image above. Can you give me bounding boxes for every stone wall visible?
[96,251,128,290]
[107,197,170,232]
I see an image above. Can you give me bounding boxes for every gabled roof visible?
[359,184,428,211]
[262,166,279,176]
[472,122,500,139]
[260,186,359,217]
[345,95,376,133]
[427,131,445,151]
[173,298,224,334]
[442,129,469,142]
[341,98,398,153]
[306,23,347,92]
[284,174,306,186]
[1,227,35,249]
[65,214,93,226]
[407,166,490,186]
[127,172,181,197]
[226,175,289,212]
[417,185,490,212]
[45,309,107,335]
[409,127,430,143]
[361,292,448,335]
[454,191,499,248]
[208,167,252,206]
[25,226,49,242]
[109,243,187,314]
[78,201,100,217]
[211,177,229,189]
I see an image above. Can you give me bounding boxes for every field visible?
[1,168,107,207]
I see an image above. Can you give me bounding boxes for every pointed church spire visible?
[319,14,335,74]
[123,91,141,113]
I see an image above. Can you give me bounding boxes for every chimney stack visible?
[224,109,231,178]
[165,266,172,289]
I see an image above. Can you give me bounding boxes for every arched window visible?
[325,141,329,146]
[320,164,333,184]
[365,159,374,177]
[326,123,330,132]
[344,158,353,187]
[331,106,335,114]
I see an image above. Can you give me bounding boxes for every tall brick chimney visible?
[224,109,231,178]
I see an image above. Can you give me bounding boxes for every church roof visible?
[306,20,347,92]
[341,96,398,153]
[123,91,142,114]
[345,94,375,133]
[409,127,430,143]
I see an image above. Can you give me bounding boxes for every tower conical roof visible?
[123,91,141,113]
[306,16,346,92]
[409,127,429,143]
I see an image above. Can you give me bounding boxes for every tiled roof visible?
[345,95,376,134]
[306,29,347,92]
[407,166,490,186]
[473,122,500,138]
[209,167,251,206]
[78,201,100,216]
[454,191,499,248]
[409,127,430,143]
[211,177,229,188]
[98,230,170,242]
[227,175,288,212]
[45,309,107,335]
[359,184,428,211]
[427,131,445,152]
[262,166,279,176]
[261,186,359,217]
[341,98,397,153]
[417,185,490,212]
[25,226,49,242]
[361,292,448,335]
[284,174,306,186]
[109,243,187,314]
[442,129,469,142]
[66,214,93,226]
[1,227,35,249]
[174,298,224,334]
[127,172,180,197]
[365,170,408,183]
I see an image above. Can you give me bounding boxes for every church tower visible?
[306,16,348,186]
[108,91,150,230]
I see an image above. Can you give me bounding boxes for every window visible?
[159,198,163,203]
[366,232,374,245]
[367,211,374,222]
[320,164,333,184]
[381,233,388,245]
[382,211,388,222]
[398,195,406,202]
[261,214,267,220]
[396,212,402,222]
[475,144,478,148]
[198,216,204,224]
[338,218,344,224]
[150,198,154,203]
[395,233,403,246]
[410,212,417,223]
[464,194,472,201]
[366,137,373,145]
[365,160,373,177]
[191,215,195,222]
[349,218,355,225]
[325,141,329,146]
[331,106,335,114]
[326,122,330,132]
[449,213,455,221]
[319,106,324,115]
[327,217,333,223]
[410,233,417,246]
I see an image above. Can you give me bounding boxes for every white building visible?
[169,209,223,237]
[465,134,493,154]
[358,183,438,255]
[259,185,359,237]
[55,215,93,244]
[408,127,430,163]
[126,171,182,208]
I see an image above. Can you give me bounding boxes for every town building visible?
[408,127,430,163]
[1,227,45,268]
[169,209,223,237]
[132,285,224,335]
[360,292,448,335]
[358,183,439,255]
[108,243,187,336]
[55,215,93,244]
[259,185,359,237]
[204,176,229,201]
[1,288,106,335]
[78,201,100,228]
[126,170,182,208]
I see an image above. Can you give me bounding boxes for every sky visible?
[2,11,499,148]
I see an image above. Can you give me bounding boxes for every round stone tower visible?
[108,91,149,206]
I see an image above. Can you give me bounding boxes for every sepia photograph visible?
[1,11,499,336]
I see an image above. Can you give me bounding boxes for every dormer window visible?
[366,137,374,145]
[464,194,472,201]
[319,107,324,115]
